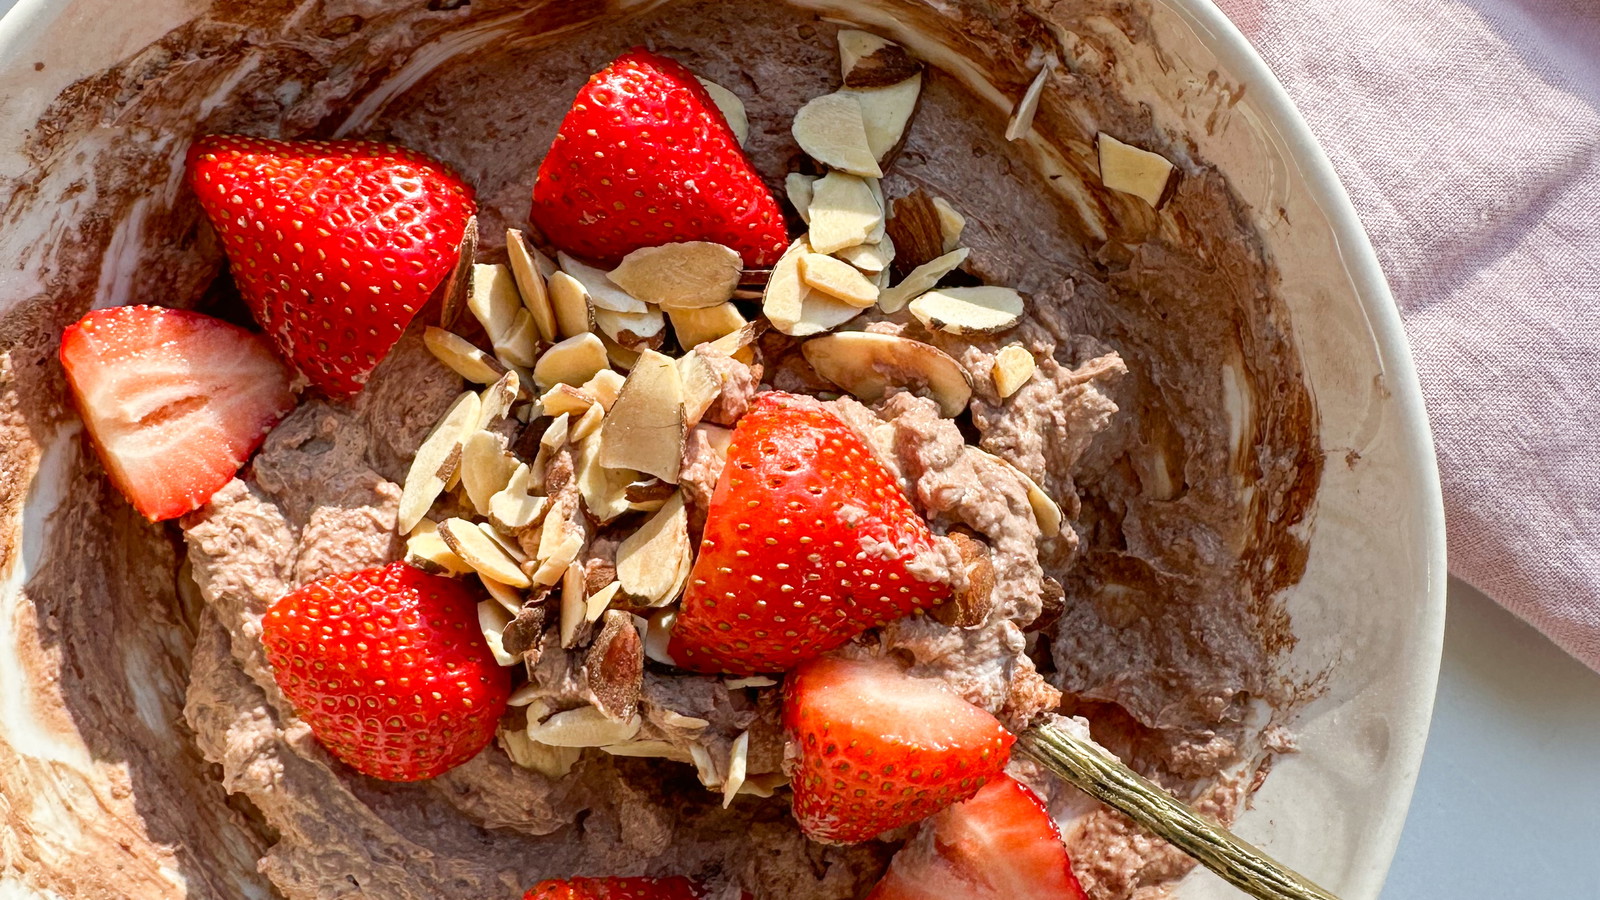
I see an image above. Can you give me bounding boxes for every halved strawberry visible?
[262,562,510,782]
[58,305,296,521]
[667,393,950,675]
[783,656,1015,845]
[187,135,476,397]
[529,49,788,268]
[865,775,1089,900]
[524,877,741,900]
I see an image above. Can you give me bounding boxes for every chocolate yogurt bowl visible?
[0,1,1445,898]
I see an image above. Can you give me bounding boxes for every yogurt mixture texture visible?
[0,1,1320,898]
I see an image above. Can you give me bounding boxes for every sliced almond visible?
[574,431,634,524]
[644,607,679,666]
[438,215,477,329]
[992,345,1037,399]
[397,391,480,533]
[1006,64,1052,142]
[802,332,973,417]
[599,350,685,483]
[475,370,521,429]
[505,229,559,343]
[405,530,472,576]
[480,573,525,615]
[808,172,883,255]
[539,383,595,419]
[424,327,507,385]
[581,368,626,411]
[668,302,747,351]
[559,561,589,648]
[885,189,945,273]
[705,320,764,363]
[558,253,648,314]
[599,332,642,370]
[839,31,923,89]
[488,466,550,532]
[792,93,882,178]
[676,350,722,429]
[586,581,622,624]
[569,402,606,443]
[592,305,667,349]
[601,740,694,763]
[932,197,965,252]
[478,600,519,666]
[843,76,922,163]
[501,727,581,777]
[1097,133,1177,207]
[468,263,523,344]
[725,675,778,689]
[461,430,519,513]
[690,744,721,789]
[864,177,888,245]
[975,449,1064,538]
[798,253,879,308]
[531,533,583,587]
[737,773,790,798]
[908,286,1025,335]
[439,516,531,587]
[608,242,741,310]
[834,235,895,275]
[479,521,528,564]
[785,172,817,224]
[696,77,749,146]
[547,270,593,338]
[722,731,751,808]
[528,706,642,747]
[616,492,692,608]
[765,237,864,337]
[878,247,969,313]
[493,308,539,369]
[534,333,609,391]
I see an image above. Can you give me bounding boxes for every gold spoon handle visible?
[1018,723,1341,900]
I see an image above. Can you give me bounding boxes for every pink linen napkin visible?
[1213,0,1600,668]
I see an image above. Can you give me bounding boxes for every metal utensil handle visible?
[1018,723,1341,900]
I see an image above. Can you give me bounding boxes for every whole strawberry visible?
[783,656,1015,844]
[262,561,509,781]
[524,876,741,900]
[668,393,950,674]
[529,49,788,268]
[187,136,476,397]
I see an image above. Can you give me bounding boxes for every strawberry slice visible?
[187,135,476,397]
[529,49,788,268]
[667,393,950,674]
[865,775,1089,900]
[524,877,744,900]
[782,656,1015,845]
[262,562,510,782]
[58,305,296,521]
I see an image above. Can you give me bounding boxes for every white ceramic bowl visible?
[0,1,1445,898]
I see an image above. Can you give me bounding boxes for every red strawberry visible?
[529,49,788,268]
[524,877,741,900]
[58,305,296,522]
[667,393,950,675]
[866,775,1088,900]
[187,135,476,397]
[782,656,1015,845]
[262,561,509,781]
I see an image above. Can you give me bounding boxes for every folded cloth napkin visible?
[1214,0,1600,668]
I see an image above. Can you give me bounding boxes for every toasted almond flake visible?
[438,216,477,328]
[460,430,518,513]
[477,600,519,666]
[765,236,864,337]
[798,253,879,308]
[475,371,521,428]
[586,581,622,624]
[737,773,790,797]
[494,308,539,369]
[616,492,692,607]
[468,263,523,343]
[696,77,749,145]
[569,402,606,443]
[599,350,685,483]
[908,286,1025,335]
[992,345,1037,399]
[785,172,818,224]
[581,368,626,411]
[559,562,588,648]
[802,332,973,417]
[534,333,609,391]
[975,448,1063,537]
[404,530,472,576]
[792,93,882,177]
[501,728,581,777]
[575,430,634,524]
[547,270,593,338]
[932,197,965,252]
[398,391,480,533]
[542,412,571,450]
[644,607,679,666]
[676,351,722,429]
[508,686,547,709]
[601,740,694,763]
[591,305,667,349]
[539,383,595,418]
[1005,64,1052,141]
[480,573,525,614]
[690,743,721,788]
[559,253,647,314]
[478,521,528,563]
[834,235,895,275]
[531,533,583,586]
[808,172,883,255]
[843,76,922,162]
[488,476,549,533]
[725,675,778,689]
[1097,133,1177,207]
[838,31,922,89]
[668,302,747,351]
[838,30,893,80]
[423,327,506,384]
[608,242,741,310]
[661,710,712,731]
[599,332,642,370]
[506,229,558,342]
[722,731,751,808]
[878,247,969,313]
[439,517,530,587]
[528,707,642,747]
